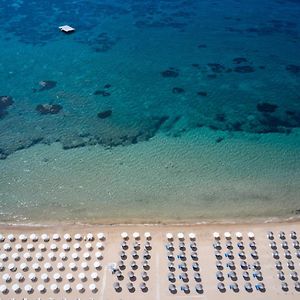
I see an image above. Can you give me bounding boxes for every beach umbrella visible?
[291,271,298,281]
[81,262,88,270]
[194,272,201,281]
[56,262,64,271]
[97,232,105,240]
[169,284,176,293]
[23,252,32,261]
[295,282,300,291]
[190,242,197,251]
[15,244,23,251]
[293,241,299,249]
[86,233,94,241]
[213,242,221,250]
[29,273,37,281]
[145,241,152,250]
[279,231,286,240]
[296,250,300,258]
[19,234,27,242]
[37,284,46,293]
[189,233,196,240]
[64,233,71,241]
[133,241,141,250]
[53,273,61,281]
[230,282,239,291]
[85,242,93,250]
[50,284,59,293]
[15,272,24,282]
[24,284,33,293]
[166,233,173,240]
[59,252,66,261]
[285,250,292,259]
[83,252,91,260]
[278,271,285,281]
[41,234,49,242]
[244,282,252,292]
[8,263,16,272]
[89,283,97,292]
[248,232,255,240]
[281,282,288,291]
[52,233,60,241]
[239,251,246,259]
[141,271,148,280]
[0,263,4,271]
[74,233,82,241]
[41,273,49,282]
[240,260,248,270]
[140,282,147,291]
[0,235,4,242]
[213,232,220,239]
[132,250,139,259]
[63,284,71,292]
[195,283,203,293]
[133,232,140,239]
[275,261,282,270]
[27,243,34,251]
[48,252,56,261]
[50,243,58,251]
[227,261,235,269]
[249,241,256,249]
[273,251,279,259]
[215,250,222,260]
[168,272,175,282]
[255,282,265,292]
[243,271,250,280]
[179,242,186,250]
[78,272,86,281]
[181,284,189,293]
[62,243,70,251]
[72,253,80,263]
[2,273,11,283]
[216,271,224,280]
[69,262,77,271]
[7,234,15,242]
[270,241,277,249]
[20,262,29,271]
[282,241,289,249]
[216,260,223,270]
[121,232,128,239]
[38,243,46,251]
[235,232,243,239]
[191,251,198,260]
[127,282,134,291]
[267,231,274,240]
[113,282,120,290]
[32,263,40,271]
[91,272,98,280]
[66,273,74,281]
[253,261,261,270]
[29,233,38,242]
[96,242,104,250]
[144,232,151,239]
[166,242,174,251]
[95,251,103,260]
[228,271,237,280]
[224,232,231,239]
[226,241,233,249]
[177,232,184,240]
[0,253,8,261]
[237,241,244,249]
[93,261,101,270]
[3,243,11,251]
[287,260,294,269]
[12,283,21,293]
[73,243,81,251]
[290,231,297,240]
[44,262,52,271]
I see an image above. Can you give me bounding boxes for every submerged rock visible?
[0,96,14,117]
[94,90,111,96]
[257,102,278,113]
[38,80,57,91]
[207,63,226,73]
[172,87,185,94]
[197,91,207,97]
[233,57,248,64]
[36,103,63,115]
[234,66,255,73]
[97,110,112,119]
[161,68,179,78]
[286,64,300,74]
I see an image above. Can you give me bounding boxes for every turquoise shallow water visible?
[0,0,300,224]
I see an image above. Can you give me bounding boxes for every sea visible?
[0,0,300,225]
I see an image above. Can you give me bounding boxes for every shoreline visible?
[1,215,300,230]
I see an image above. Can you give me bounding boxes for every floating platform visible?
[58,25,75,34]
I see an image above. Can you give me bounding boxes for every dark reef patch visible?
[257,102,278,113]
[161,68,179,78]
[172,87,185,94]
[0,96,14,117]
[233,57,248,64]
[207,63,226,73]
[197,91,207,97]
[36,103,63,115]
[286,65,300,74]
[97,110,112,119]
[198,44,207,48]
[37,80,57,91]
[234,66,255,73]
[94,90,111,97]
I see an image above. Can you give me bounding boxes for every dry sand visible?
[0,220,300,299]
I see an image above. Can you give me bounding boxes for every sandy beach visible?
[0,220,300,299]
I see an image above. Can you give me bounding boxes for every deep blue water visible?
[0,0,300,223]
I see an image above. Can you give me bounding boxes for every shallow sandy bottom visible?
[0,220,300,299]
[0,128,300,224]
